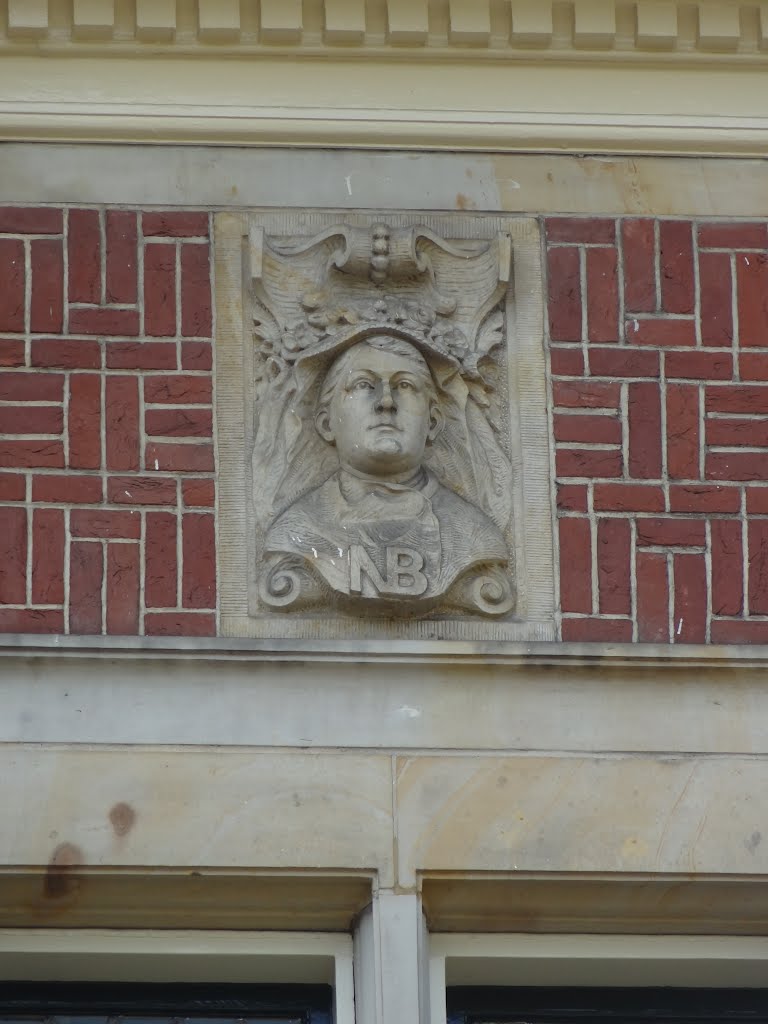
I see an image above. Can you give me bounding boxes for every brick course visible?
[548,215,768,642]
[0,206,215,636]
[3,207,768,644]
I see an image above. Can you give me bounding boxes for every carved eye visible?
[397,380,415,391]
[353,379,375,391]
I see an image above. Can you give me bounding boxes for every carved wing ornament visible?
[248,220,517,619]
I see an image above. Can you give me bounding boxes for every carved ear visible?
[315,408,335,444]
[427,404,444,444]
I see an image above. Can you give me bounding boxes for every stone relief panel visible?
[216,212,555,642]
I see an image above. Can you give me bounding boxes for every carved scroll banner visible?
[215,212,555,642]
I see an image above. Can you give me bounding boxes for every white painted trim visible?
[429,953,447,1024]
[429,934,768,1024]
[334,945,357,1024]
[354,893,431,1024]
[0,929,355,1024]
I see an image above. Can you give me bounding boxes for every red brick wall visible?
[1,206,766,643]
[0,207,216,637]
[548,216,768,643]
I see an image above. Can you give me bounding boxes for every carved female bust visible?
[249,223,516,618]
[263,334,511,615]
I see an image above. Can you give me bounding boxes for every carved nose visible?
[376,384,396,412]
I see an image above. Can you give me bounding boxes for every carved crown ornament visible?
[214,210,555,642]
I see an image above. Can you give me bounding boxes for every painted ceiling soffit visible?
[4,0,767,62]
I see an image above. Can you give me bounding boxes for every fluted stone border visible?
[214,212,555,641]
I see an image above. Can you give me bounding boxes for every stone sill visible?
[2,632,768,669]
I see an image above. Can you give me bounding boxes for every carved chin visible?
[370,436,402,455]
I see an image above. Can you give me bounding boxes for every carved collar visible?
[337,466,438,505]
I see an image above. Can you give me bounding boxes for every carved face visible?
[316,338,442,479]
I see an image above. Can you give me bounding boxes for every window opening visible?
[447,987,768,1024]
[0,982,332,1024]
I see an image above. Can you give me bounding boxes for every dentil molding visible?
[4,0,767,58]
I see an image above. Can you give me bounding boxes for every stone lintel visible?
[422,874,768,935]
[0,868,372,930]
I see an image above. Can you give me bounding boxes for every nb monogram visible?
[349,545,428,597]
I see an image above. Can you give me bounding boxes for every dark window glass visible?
[0,983,332,1024]
[447,987,768,1024]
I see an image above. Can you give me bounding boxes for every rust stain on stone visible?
[109,801,136,837]
[455,193,477,210]
[44,841,84,899]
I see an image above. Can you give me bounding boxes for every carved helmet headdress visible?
[250,222,514,532]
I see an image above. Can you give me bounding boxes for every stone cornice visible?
[3,0,766,61]
[1,1,766,153]
[0,55,766,156]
